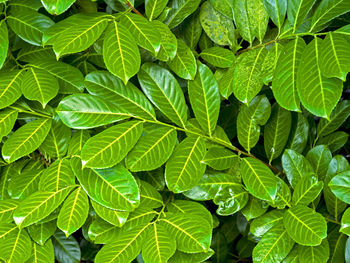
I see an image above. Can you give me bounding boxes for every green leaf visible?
[164,0,201,29]
[0,200,19,223]
[264,103,292,162]
[341,208,350,235]
[324,155,349,218]
[292,173,323,205]
[81,120,143,168]
[84,70,156,120]
[145,0,169,20]
[0,70,24,109]
[328,230,347,263]
[298,239,330,263]
[142,223,176,263]
[91,200,128,227]
[287,113,309,153]
[168,249,214,263]
[167,39,197,80]
[126,126,177,172]
[272,37,306,111]
[41,0,76,15]
[165,136,206,193]
[21,67,59,107]
[297,37,343,119]
[13,186,73,228]
[262,0,287,29]
[139,180,163,209]
[57,187,89,237]
[67,130,90,156]
[232,0,269,43]
[283,205,327,246]
[52,230,81,263]
[237,95,271,152]
[282,149,313,188]
[138,63,188,127]
[241,157,278,202]
[120,13,161,54]
[8,168,43,199]
[40,119,71,158]
[319,32,350,81]
[213,183,249,216]
[39,159,75,192]
[233,47,267,104]
[27,220,57,245]
[88,217,119,244]
[182,11,202,50]
[252,223,295,263]
[310,0,350,32]
[241,197,268,221]
[188,62,220,136]
[94,224,148,262]
[317,100,350,138]
[46,13,108,58]
[250,209,284,237]
[0,108,18,138]
[317,131,349,152]
[28,59,84,93]
[287,0,316,33]
[57,94,131,129]
[202,147,239,170]
[0,226,32,263]
[161,213,211,253]
[103,21,141,84]
[7,8,54,46]
[306,145,332,180]
[152,20,177,61]
[167,200,213,227]
[26,240,55,263]
[217,64,235,98]
[0,20,8,69]
[200,47,235,68]
[329,171,350,204]
[2,118,52,163]
[75,165,139,211]
[184,172,241,201]
[199,1,235,46]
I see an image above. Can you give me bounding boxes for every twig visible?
[125,1,143,17]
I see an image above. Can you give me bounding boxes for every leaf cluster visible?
[0,0,349,262]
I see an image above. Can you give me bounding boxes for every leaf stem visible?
[141,119,281,174]
[325,217,340,225]
[125,1,144,17]
[9,106,52,118]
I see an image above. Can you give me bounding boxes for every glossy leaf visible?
[283,205,327,246]
[264,103,292,161]
[297,37,343,119]
[292,173,323,205]
[57,187,89,236]
[84,70,156,120]
[188,62,220,136]
[81,120,143,168]
[0,70,24,109]
[165,136,206,193]
[272,37,305,111]
[57,94,131,129]
[233,48,267,104]
[138,63,188,127]
[13,186,73,228]
[103,21,140,84]
[241,157,278,202]
[167,39,197,80]
[41,0,76,15]
[76,165,139,211]
[164,0,201,29]
[329,171,350,204]
[2,118,52,163]
[126,126,177,172]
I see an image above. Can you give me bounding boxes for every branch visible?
[125,1,144,17]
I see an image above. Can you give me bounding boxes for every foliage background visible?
[0,0,349,262]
